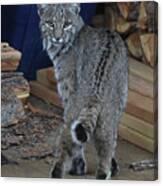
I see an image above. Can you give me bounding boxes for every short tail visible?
[71,104,100,145]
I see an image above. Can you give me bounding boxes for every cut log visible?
[126,32,143,59]
[116,17,135,34]
[121,113,154,138]
[117,2,130,20]
[137,2,158,32]
[117,2,139,21]
[140,33,157,67]
[126,90,154,124]
[129,74,154,98]
[137,2,148,30]
[118,124,155,153]
[1,50,22,62]
[129,57,154,83]
[30,81,62,108]
[104,6,117,31]
[37,68,56,90]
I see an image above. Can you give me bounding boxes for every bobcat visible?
[37,3,128,179]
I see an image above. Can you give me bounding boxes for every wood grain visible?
[118,124,155,153]
[29,81,62,108]
[121,113,154,138]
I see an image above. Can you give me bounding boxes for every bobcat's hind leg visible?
[94,124,117,180]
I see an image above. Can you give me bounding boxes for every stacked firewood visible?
[92,1,158,67]
[1,42,22,71]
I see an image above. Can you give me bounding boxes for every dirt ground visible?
[1,96,157,180]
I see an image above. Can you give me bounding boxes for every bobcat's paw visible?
[96,170,112,180]
[71,121,89,144]
[69,157,86,176]
[50,163,63,178]
[111,158,119,177]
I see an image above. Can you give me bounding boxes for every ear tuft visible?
[37,4,47,16]
[69,3,80,15]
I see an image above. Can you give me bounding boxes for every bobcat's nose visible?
[52,37,63,43]
[56,38,63,43]
[55,30,62,39]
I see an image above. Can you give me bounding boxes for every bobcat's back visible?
[72,26,128,110]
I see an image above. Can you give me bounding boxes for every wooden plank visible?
[121,113,154,138]
[127,90,153,114]
[129,74,154,98]
[126,90,154,124]
[29,81,62,108]
[129,57,154,83]
[126,103,155,125]
[118,124,155,153]
[37,68,56,91]
[46,67,56,85]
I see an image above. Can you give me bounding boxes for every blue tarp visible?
[1,4,96,80]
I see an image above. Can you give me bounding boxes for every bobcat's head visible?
[37,4,84,54]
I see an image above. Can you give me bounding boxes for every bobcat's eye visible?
[45,21,54,28]
[64,24,72,31]
[64,20,72,30]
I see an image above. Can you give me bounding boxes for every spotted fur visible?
[38,3,128,179]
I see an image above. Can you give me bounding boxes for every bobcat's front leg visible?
[69,144,87,175]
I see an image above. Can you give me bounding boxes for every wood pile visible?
[92,1,158,67]
[1,42,22,71]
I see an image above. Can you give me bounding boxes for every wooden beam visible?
[118,124,155,153]
[29,81,62,108]
[129,57,154,83]
[121,113,154,138]
[37,68,56,91]
[129,74,154,98]
[46,67,56,85]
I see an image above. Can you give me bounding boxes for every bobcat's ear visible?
[69,3,80,15]
[37,4,47,16]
